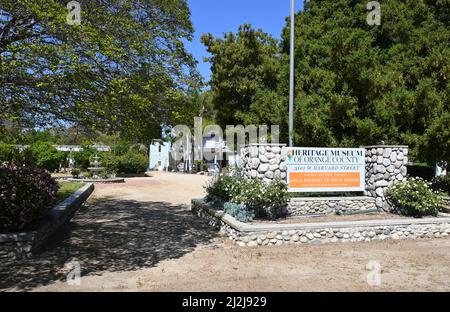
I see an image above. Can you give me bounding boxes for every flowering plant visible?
[0,161,59,232]
[387,177,443,217]
[205,175,288,220]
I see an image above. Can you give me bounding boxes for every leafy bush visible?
[205,176,288,220]
[0,162,59,232]
[101,153,120,175]
[258,178,289,219]
[223,202,255,223]
[205,175,236,202]
[387,177,443,217]
[73,145,97,170]
[29,141,66,172]
[70,168,81,178]
[0,143,17,162]
[118,151,148,174]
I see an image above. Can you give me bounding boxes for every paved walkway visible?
[1,172,449,291]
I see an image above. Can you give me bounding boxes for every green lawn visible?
[57,181,85,203]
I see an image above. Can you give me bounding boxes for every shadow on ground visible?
[0,198,218,291]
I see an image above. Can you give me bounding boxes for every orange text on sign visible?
[289,172,361,188]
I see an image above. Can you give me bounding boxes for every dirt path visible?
[1,172,449,292]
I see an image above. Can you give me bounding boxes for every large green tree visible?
[279,0,449,162]
[0,0,200,141]
[202,24,286,136]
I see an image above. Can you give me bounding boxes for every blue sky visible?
[185,0,304,82]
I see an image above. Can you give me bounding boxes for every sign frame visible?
[285,147,366,193]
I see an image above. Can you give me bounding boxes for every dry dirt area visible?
[1,172,449,292]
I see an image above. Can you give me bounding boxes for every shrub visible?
[73,145,97,170]
[70,168,81,178]
[0,162,59,232]
[223,202,255,223]
[29,141,65,172]
[258,178,289,219]
[205,175,236,202]
[0,143,17,162]
[387,177,443,217]
[118,151,148,174]
[101,153,120,175]
[205,176,288,220]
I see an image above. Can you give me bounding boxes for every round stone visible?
[258,164,270,173]
[269,164,279,171]
[390,152,397,162]
[271,146,281,154]
[383,148,392,158]
[266,152,276,159]
[375,188,384,197]
[249,147,258,158]
[259,154,269,163]
[251,158,260,169]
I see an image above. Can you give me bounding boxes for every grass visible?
[56,181,85,203]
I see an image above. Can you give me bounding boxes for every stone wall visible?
[192,199,450,247]
[240,143,287,183]
[288,197,376,216]
[363,146,409,211]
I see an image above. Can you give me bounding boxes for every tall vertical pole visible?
[289,0,295,147]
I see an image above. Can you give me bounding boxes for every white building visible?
[149,140,171,171]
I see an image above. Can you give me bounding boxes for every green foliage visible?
[205,175,235,203]
[204,1,449,164]
[223,202,255,223]
[70,168,81,178]
[29,141,65,172]
[229,178,288,220]
[117,151,148,174]
[73,145,97,170]
[387,178,443,217]
[205,176,288,220]
[0,162,59,233]
[0,0,200,140]
[277,0,449,163]
[0,143,16,162]
[101,153,120,175]
[202,24,285,136]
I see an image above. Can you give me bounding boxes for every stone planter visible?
[0,183,94,259]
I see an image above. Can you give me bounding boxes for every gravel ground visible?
[1,172,449,292]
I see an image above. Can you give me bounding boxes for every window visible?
[158,145,162,153]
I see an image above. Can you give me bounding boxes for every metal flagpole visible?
[289,0,295,147]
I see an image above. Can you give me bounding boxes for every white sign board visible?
[285,147,366,193]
